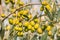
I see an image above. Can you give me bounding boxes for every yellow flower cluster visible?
[1,13,6,18]
[42,1,48,5]
[8,9,44,36]
[23,21,43,34]
[46,25,53,36]
[17,32,23,36]
[7,8,54,36]
[40,0,52,13]
[5,25,11,30]
[14,26,23,31]
[4,0,54,37]
[5,0,10,4]
[5,0,24,6]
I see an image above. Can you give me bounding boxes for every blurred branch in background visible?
[2,2,41,22]
[2,2,60,22]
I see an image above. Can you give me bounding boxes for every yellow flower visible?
[12,13,16,17]
[13,18,19,25]
[30,21,35,26]
[34,18,39,23]
[5,25,11,30]
[17,13,21,17]
[15,20,19,25]
[13,20,16,25]
[16,0,20,4]
[18,10,24,15]
[18,17,23,21]
[42,1,48,5]
[46,4,51,11]
[5,0,10,4]
[14,26,19,31]
[24,21,29,27]
[17,32,23,36]
[18,23,22,27]
[17,32,21,36]
[19,2,24,6]
[20,32,23,36]
[18,27,23,31]
[16,5,20,9]
[31,27,35,33]
[10,8,15,13]
[40,5,44,11]
[34,23,39,29]
[46,26,52,31]
[22,15,25,19]
[1,13,6,18]
[28,25,32,30]
[37,27,43,34]
[23,10,29,15]
[48,31,52,36]
[50,8,53,13]
[8,18,13,24]
[28,14,32,19]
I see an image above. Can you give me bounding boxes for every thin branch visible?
[2,2,60,22]
[2,3,41,22]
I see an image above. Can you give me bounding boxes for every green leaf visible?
[56,9,60,21]
[53,2,56,12]
[40,31,48,40]
[57,36,60,40]
[52,2,56,17]
[39,0,42,2]
[45,8,53,21]
[52,27,57,38]
[0,19,5,40]
[9,25,15,36]
[14,35,17,40]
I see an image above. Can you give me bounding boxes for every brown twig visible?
[2,3,41,22]
[2,2,60,22]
